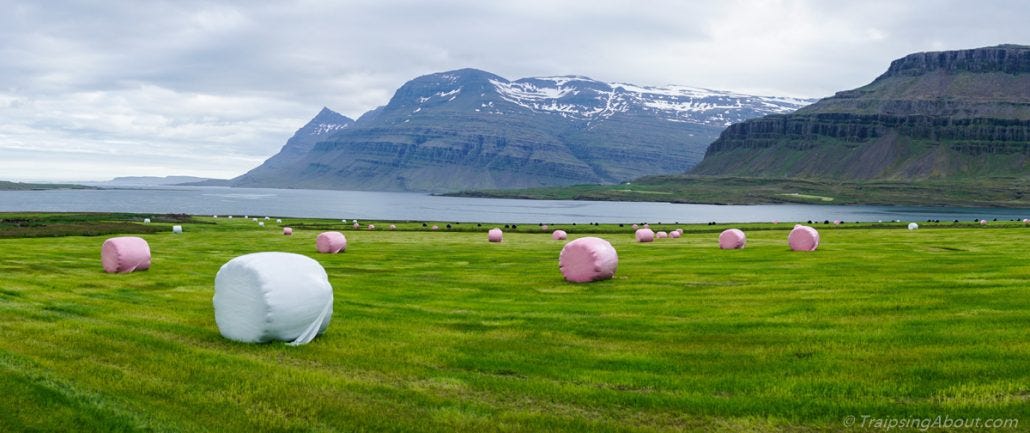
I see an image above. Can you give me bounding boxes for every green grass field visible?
[0,214,1027,432]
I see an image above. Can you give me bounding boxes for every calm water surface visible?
[0,186,1026,224]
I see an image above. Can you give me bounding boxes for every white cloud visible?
[0,0,1027,181]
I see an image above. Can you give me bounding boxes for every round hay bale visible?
[631,224,639,229]
[643,223,650,229]
[283,227,293,236]
[277,219,282,223]
[316,231,347,254]
[352,222,360,229]
[432,225,439,231]
[488,228,503,242]
[244,215,249,219]
[656,231,668,239]
[908,222,919,230]
[228,216,233,219]
[718,229,746,250]
[172,225,183,234]
[367,224,375,230]
[669,230,681,239]
[833,220,841,225]
[552,229,567,240]
[213,252,333,345]
[101,236,151,273]
[264,217,270,220]
[635,228,655,243]
[541,224,549,231]
[559,237,618,283]
[389,224,397,230]
[979,219,987,225]
[1023,218,1029,224]
[258,221,265,227]
[788,225,820,251]
[213,215,219,218]
[143,218,151,224]
[252,218,258,222]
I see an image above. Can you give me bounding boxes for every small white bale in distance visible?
[541,224,549,231]
[316,231,347,253]
[980,219,987,225]
[908,222,919,230]
[631,224,639,229]
[265,217,270,220]
[101,236,151,273]
[258,221,265,227]
[389,224,397,230]
[277,219,283,223]
[283,227,293,236]
[252,218,258,222]
[488,228,503,242]
[213,215,218,218]
[432,225,439,230]
[552,229,567,240]
[719,229,747,250]
[635,228,655,243]
[172,225,183,234]
[353,223,360,229]
[368,224,375,230]
[559,237,618,283]
[788,225,820,251]
[213,252,333,345]
[228,216,233,219]
[143,218,151,224]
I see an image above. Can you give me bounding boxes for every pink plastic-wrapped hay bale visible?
[635,228,655,243]
[368,224,375,230]
[353,222,360,229]
[431,225,439,231]
[631,224,639,229]
[718,229,747,250]
[541,224,549,231]
[283,227,293,236]
[559,237,618,283]
[488,228,503,242]
[316,231,347,254]
[669,230,681,239]
[788,225,819,251]
[656,231,668,239]
[101,236,151,273]
[552,229,567,240]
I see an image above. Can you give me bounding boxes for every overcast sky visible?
[2,0,1027,181]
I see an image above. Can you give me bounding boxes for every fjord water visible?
[0,186,1025,223]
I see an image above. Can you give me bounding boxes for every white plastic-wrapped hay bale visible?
[172,225,183,234]
[252,217,258,222]
[367,224,375,230]
[635,228,655,243]
[277,219,283,223]
[228,215,233,219]
[432,225,439,230]
[213,215,218,218]
[316,231,347,254]
[559,237,618,283]
[389,224,397,230]
[552,229,567,240]
[669,230,681,239]
[541,224,549,231]
[631,224,639,229]
[980,219,987,225]
[353,222,360,229]
[265,217,270,220]
[908,222,919,230]
[1024,218,1029,224]
[213,252,333,345]
[788,225,819,251]
[101,236,151,273]
[719,229,746,250]
[258,221,265,227]
[488,228,503,242]
[656,231,668,239]
[283,227,293,236]
[143,218,151,224]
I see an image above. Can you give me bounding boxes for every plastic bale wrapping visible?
[635,228,655,243]
[283,227,293,236]
[389,224,397,230]
[172,225,183,234]
[143,218,151,224]
[559,237,618,283]
[788,225,820,251]
[552,229,567,240]
[908,222,919,230]
[488,228,503,243]
[316,232,347,254]
[368,224,375,230]
[670,230,681,239]
[656,231,668,239]
[258,222,265,227]
[353,223,360,229]
[980,219,988,225]
[541,224,549,231]
[101,236,151,273]
[631,224,639,229]
[431,225,439,231]
[718,229,747,250]
[277,219,282,223]
[213,252,333,346]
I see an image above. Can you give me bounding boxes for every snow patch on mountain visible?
[310,123,349,135]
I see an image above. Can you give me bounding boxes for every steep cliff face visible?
[692,45,1030,180]
[231,68,811,192]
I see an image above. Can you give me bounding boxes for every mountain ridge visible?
[230,68,813,192]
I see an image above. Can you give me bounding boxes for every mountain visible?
[692,45,1030,180]
[86,176,226,187]
[231,69,812,192]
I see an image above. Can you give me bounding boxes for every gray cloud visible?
[1,0,1028,181]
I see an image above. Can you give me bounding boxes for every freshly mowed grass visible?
[0,215,1027,432]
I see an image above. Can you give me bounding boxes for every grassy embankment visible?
[0,213,1028,432]
[446,175,1030,208]
[0,180,96,191]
